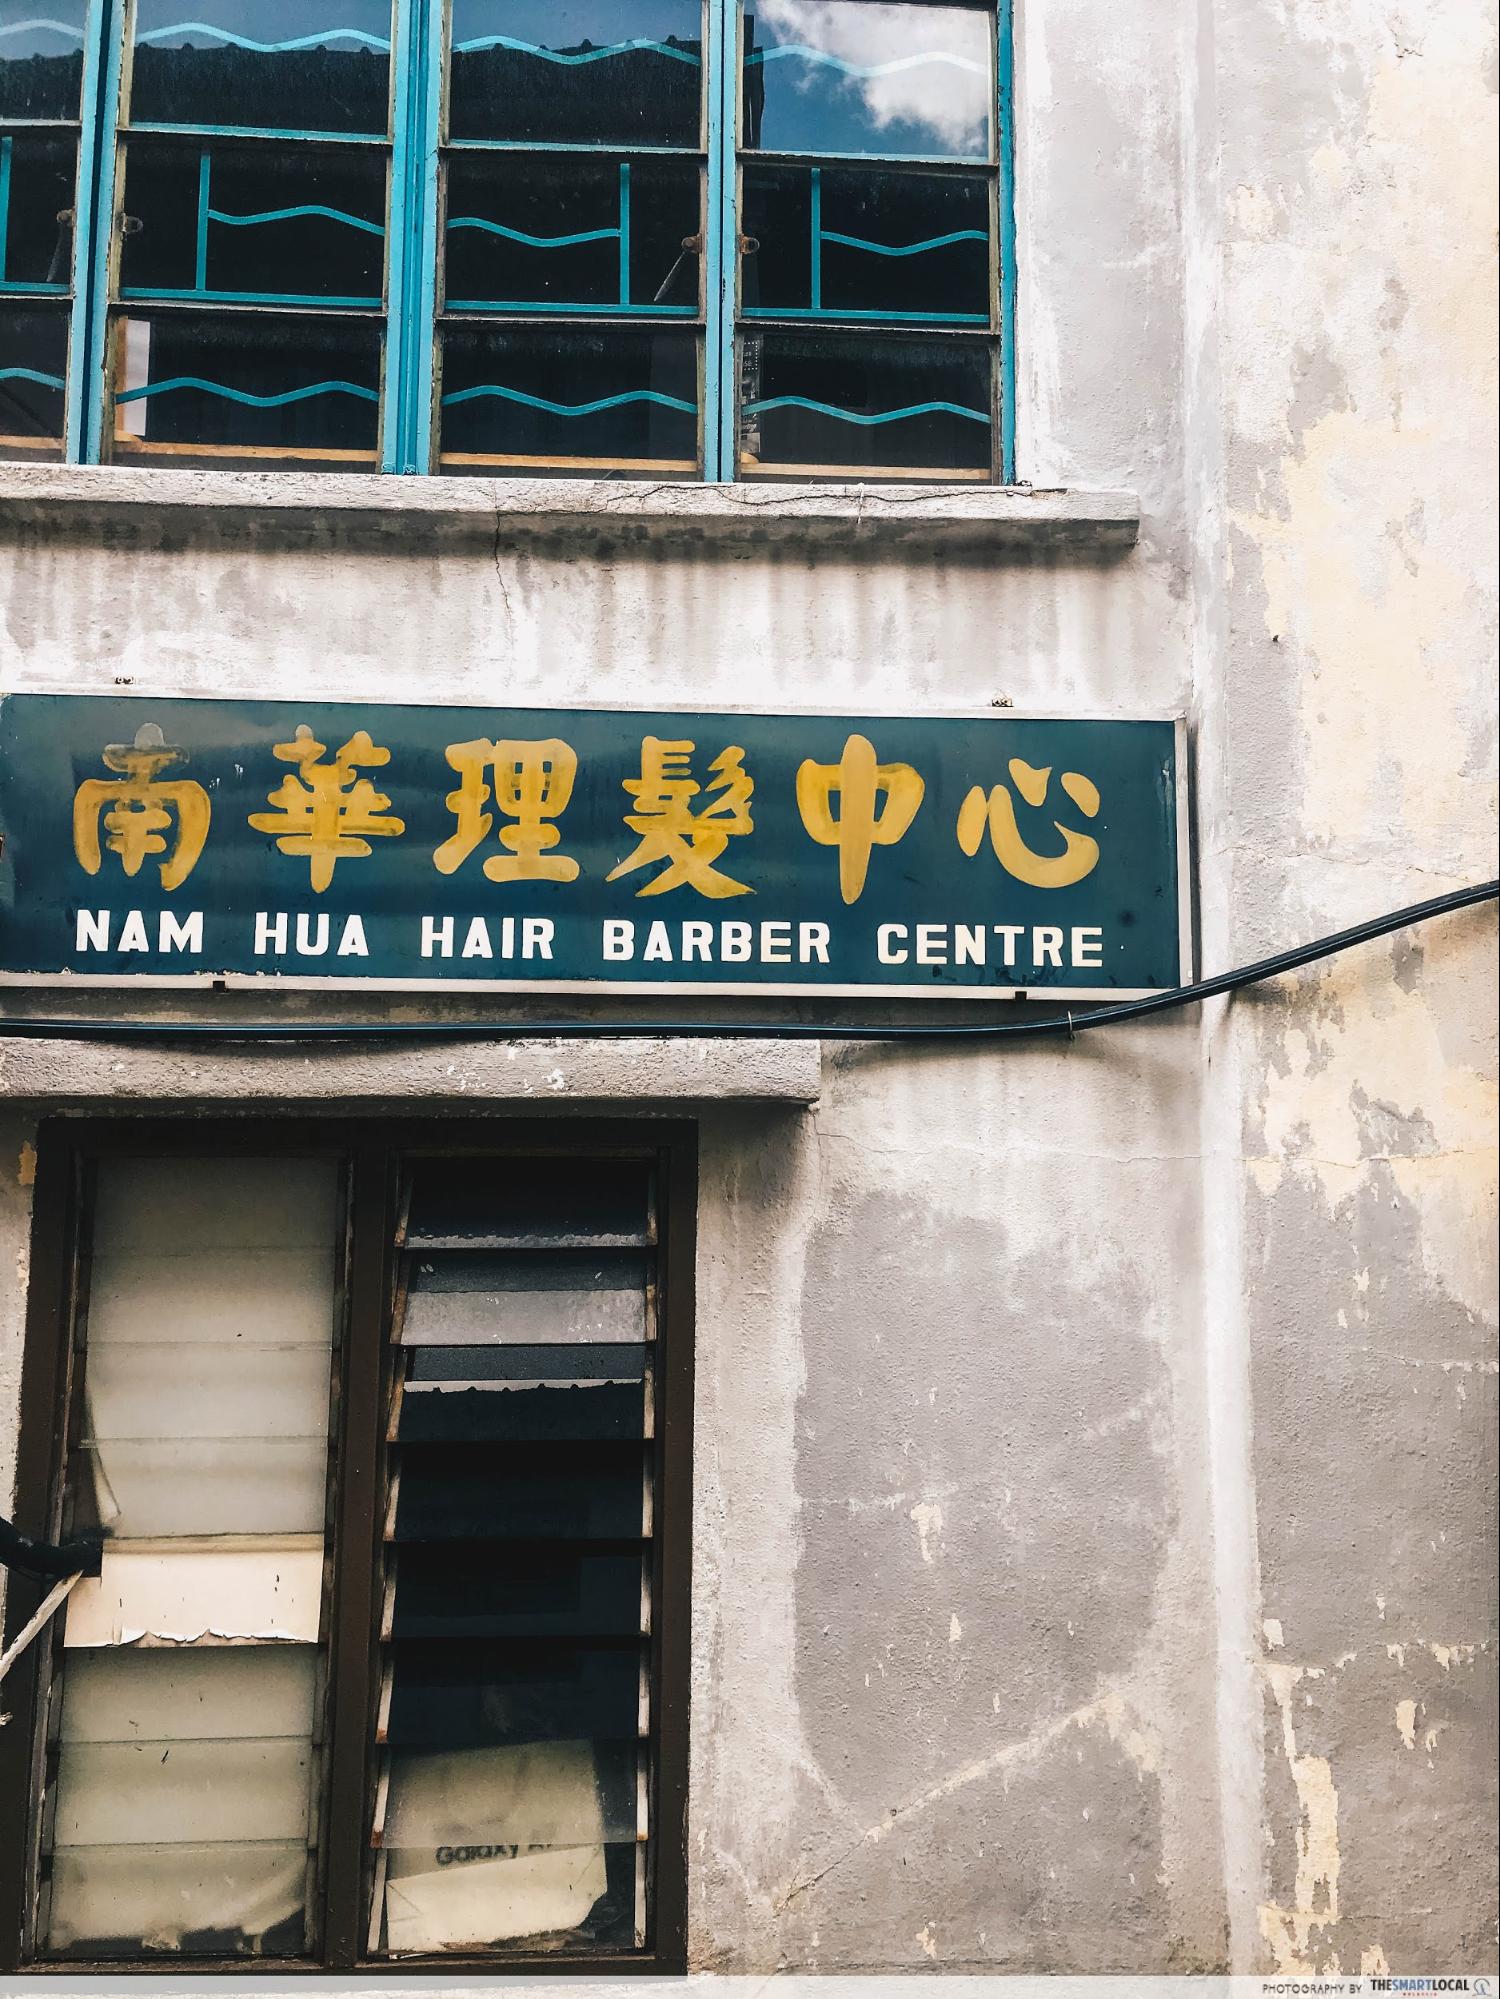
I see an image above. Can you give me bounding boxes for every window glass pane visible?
[404,1252,651,1347]
[59,1647,320,1743]
[0,0,87,120]
[742,161,990,323]
[128,0,394,137]
[107,308,382,465]
[742,0,993,160]
[0,132,76,285]
[46,1845,311,1957]
[387,1742,640,1845]
[739,327,991,476]
[119,139,387,305]
[0,300,67,456]
[55,1738,315,1845]
[407,1341,649,1383]
[443,152,698,314]
[387,1641,643,1746]
[400,1379,647,1442]
[42,1157,339,1960]
[407,1157,653,1249]
[77,1437,332,1537]
[448,0,703,148]
[438,323,697,473]
[393,1547,647,1638]
[376,1156,659,1958]
[394,1439,648,1540]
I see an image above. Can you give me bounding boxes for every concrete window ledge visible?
[0,463,1139,551]
[0,1033,823,1107]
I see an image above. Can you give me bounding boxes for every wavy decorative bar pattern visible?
[0,17,86,40]
[134,21,391,50]
[0,364,66,389]
[442,162,680,316]
[116,374,379,404]
[793,166,990,322]
[451,33,698,65]
[447,216,617,249]
[743,394,988,426]
[821,227,988,257]
[117,152,386,309]
[745,44,985,78]
[441,384,695,416]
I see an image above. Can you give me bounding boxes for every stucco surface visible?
[1204,0,1499,1974]
[0,0,1495,1976]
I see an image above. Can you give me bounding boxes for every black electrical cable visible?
[0,879,1493,1044]
[0,1515,104,1581]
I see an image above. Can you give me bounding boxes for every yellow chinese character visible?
[957,757,1101,887]
[796,733,925,904]
[247,724,405,892]
[72,722,211,892]
[606,737,754,898]
[433,737,582,883]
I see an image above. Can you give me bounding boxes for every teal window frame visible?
[23,0,1014,478]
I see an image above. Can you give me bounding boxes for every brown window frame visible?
[0,1114,696,1977]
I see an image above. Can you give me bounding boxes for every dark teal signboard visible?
[0,695,1188,999]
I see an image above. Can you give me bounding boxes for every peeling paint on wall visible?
[1258,1663,1341,1973]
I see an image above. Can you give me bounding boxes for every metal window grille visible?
[0,0,1014,476]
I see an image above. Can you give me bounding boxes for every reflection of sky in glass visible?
[746,0,991,160]
[0,0,89,59]
[448,0,702,62]
[132,0,394,52]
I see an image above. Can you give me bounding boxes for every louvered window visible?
[0,1121,694,1973]
[369,1156,659,1955]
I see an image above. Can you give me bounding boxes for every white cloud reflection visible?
[756,0,991,156]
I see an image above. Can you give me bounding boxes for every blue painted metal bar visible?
[809,164,820,312]
[704,0,734,479]
[0,364,67,387]
[134,21,391,50]
[820,227,989,257]
[0,279,70,294]
[618,160,630,305]
[76,0,122,461]
[742,394,990,425]
[194,149,210,290]
[443,299,696,316]
[120,284,382,306]
[440,383,695,416]
[744,45,985,78]
[408,0,444,469]
[127,120,386,142]
[741,306,988,324]
[443,138,698,156]
[447,216,617,247]
[210,202,385,235]
[0,137,11,283]
[116,373,379,404]
[738,146,991,168]
[384,0,417,466]
[451,33,698,65]
[382,0,440,470]
[997,0,1016,481]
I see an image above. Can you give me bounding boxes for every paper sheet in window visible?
[383,1741,609,1950]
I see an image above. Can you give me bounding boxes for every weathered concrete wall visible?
[0,0,1494,1975]
[1197,0,1499,1974]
